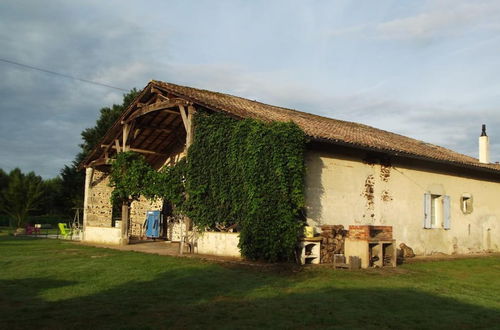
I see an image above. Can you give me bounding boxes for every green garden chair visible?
[58,223,73,239]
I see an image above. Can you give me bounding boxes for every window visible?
[424,193,450,229]
[460,194,473,214]
[430,194,442,228]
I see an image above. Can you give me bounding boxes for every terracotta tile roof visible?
[153,80,500,174]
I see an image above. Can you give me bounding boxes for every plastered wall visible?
[305,148,500,255]
[195,232,241,258]
[84,226,122,245]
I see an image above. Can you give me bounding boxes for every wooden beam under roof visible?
[135,124,174,134]
[103,144,168,156]
[124,99,189,123]
[88,157,111,167]
[150,86,163,95]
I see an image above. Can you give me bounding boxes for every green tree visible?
[0,168,8,190]
[0,168,44,227]
[40,176,64,215]
[60,164,84,212]
[60,89,139,215]
[76,88,139,163]
[0,168,8,210]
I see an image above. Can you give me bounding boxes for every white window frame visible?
[424,193,451,230]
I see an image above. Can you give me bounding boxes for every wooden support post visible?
[121,202,129,245]
[178,105,197,255]
[179,216,184,255]
[187,105,196,148]
[179,105,196,149]
[115,139,121,153]
[122,123,130,152]
[82,167,94,241]
[179,105,188,130]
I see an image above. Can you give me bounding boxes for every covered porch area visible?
[81,82,195,246]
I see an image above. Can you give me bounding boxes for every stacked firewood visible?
[320,225,348,263]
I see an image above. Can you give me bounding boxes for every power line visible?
[0,57,129,91]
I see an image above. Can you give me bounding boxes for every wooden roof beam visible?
[135,124,174,134]
[123,99,189,123]
[88,158,111,167]
[103,145,169,156]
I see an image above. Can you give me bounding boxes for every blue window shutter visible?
[424,193,432,229]
[443,195,451,230]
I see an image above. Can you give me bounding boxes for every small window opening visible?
[460,194,473,214]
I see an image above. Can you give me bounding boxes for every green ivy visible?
[186,112,306,262]
[144,158,187,211]
[109,111,306,262]
[109,152,152,206]
[109,152,186,211]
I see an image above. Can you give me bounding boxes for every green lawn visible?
[0,232,499,329]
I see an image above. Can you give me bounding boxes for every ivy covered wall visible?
[109,111,306,262]
[186,112,306,262]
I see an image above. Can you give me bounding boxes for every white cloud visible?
[1,0,500,178]
[376,1,500,40]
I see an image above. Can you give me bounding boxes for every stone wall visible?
[85,169,113,228]
[167,220,187,241]
[129,196,163,238]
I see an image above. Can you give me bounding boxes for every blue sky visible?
[1,0,499,177]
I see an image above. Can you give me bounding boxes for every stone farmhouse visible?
[80,80,500,259]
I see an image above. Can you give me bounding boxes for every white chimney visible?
[479,124,490,164]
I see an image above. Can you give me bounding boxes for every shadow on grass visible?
[1,266,499,330]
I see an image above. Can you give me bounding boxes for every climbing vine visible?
[109,111,306,262]
[109,152,186,211]
[186,112,306,262]
[109,151,152,206]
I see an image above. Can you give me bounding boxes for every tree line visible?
[0,89,138,227]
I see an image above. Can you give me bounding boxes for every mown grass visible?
[0,232,499,329]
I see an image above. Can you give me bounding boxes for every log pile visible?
[320,225,348,263]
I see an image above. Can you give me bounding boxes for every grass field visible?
[0,231,499,329]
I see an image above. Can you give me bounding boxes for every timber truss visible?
[82,82,197,170]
